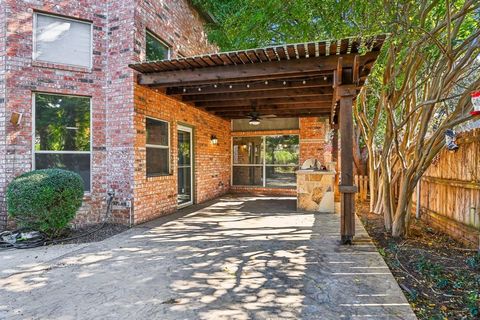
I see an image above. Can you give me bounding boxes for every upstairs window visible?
[146,30,170,61]
[146,118,170,176]
[33,13,92,68]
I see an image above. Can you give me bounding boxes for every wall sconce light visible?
[210,135,218,145]
[10,112,23,126]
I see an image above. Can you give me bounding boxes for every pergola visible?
[130,34,387,244]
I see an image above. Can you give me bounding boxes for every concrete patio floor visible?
[0,196,416,320]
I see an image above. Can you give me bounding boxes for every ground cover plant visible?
[359,204,480,319]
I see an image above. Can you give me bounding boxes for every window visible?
[265,135,299,188]
[146,31,170,61]
[232,135,299,188]
[34,93,91,191]
[232,137,263,186]
[33,13,92,68]
[146,118,170,176]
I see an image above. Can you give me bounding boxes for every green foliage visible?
[467,291,480,317]
[466,253,480,270]
[35,93,90,152]
[192,0,386,50]
[265,135,299,165]
[6,169,84,237]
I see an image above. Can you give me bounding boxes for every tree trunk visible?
[391,172,413,238]
[380,163,393,232]
[373,178,384,215]
[366,144,377,212]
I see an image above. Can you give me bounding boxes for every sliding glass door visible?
[232,135,299,188]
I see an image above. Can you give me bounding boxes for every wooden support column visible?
[338,86,357,244]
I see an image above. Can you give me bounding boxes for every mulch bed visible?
[358,204,480,320]
[54,223,129,245]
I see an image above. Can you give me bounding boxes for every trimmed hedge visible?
[6,169,84,237]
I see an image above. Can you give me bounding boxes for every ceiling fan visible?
[247,106,276,126]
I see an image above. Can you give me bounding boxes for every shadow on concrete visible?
[0,196,416,320]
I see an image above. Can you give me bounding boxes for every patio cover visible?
[129,34,387,243]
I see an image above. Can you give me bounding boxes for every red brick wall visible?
[134,0,216,60]
[299,117,331,165]
[0,2,6,228]
[133,84,230,224]
[2,0,110,228]
[0,0,216,229]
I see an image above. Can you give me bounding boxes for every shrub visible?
[6,169,84,237]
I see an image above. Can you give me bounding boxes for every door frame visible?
[177,124,194,208]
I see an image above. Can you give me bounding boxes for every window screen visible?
[146,118,170,176]
[34,93,91,191]
[34,13,92,68]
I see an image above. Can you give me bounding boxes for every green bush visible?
[6,169,84,237]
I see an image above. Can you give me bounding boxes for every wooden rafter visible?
[166,77,332,95]
[183,87,333,102]
[196,96,333,108]
[203,103,332,112]
[138,53,378,86]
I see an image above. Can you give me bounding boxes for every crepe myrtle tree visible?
[355,0,480,237]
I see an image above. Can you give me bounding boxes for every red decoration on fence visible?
[471,91,480,116]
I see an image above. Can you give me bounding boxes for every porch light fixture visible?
[249,118,260,126]
[210,135,218,145]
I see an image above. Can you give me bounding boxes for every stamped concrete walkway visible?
[0,196,416,320]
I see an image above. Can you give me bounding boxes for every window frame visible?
[145,29,171,61]
[145,116,171,177]
[231,134,299,188]
[32,92,93,193]
[33,12,93,69]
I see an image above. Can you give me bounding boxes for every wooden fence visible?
[414,128,480,246]
[355,175,369,202]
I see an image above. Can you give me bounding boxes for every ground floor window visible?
[33,93,91,191]
[232,135,299,188]
[145,117,170,176]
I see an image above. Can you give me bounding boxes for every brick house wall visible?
[0,0,217,229]
[0,0,336,229]
[2,0,110,228]
[133,84,230,224]
[0,0,6,229]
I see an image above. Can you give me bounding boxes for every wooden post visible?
[338,86,357,244]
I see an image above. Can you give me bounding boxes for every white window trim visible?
[33,12,93,69]
[146,117,171,176]
[145,30,171,60]
[231,134,299,188]
[32,92,93,193]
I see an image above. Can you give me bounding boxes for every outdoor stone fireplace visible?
[296,159,336,213]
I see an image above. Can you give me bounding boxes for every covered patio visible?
[0,196,415,319]
[129,35,387,243]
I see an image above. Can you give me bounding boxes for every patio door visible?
[177,125,193,208]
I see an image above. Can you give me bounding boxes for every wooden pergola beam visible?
[338,84,357,244]
[166,77,332,95]
[197,96,333,108]
[221,111,331,119]
[138,52,378,86]
[184,87,333,102]
[204,103,332,113]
